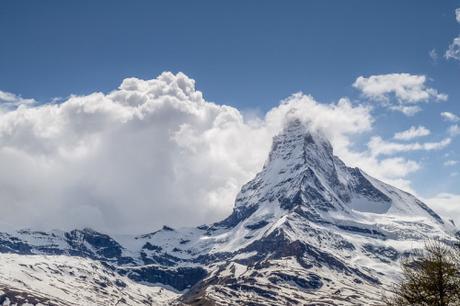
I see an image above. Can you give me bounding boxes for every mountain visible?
[0,119,455,306]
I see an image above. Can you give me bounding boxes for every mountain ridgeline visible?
[0,119,455,305]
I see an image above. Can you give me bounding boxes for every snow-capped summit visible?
[234,119,339,209]
[229,118,447,232]
[0,119,456,305]
[267,119,334,170]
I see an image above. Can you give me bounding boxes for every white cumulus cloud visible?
[353,73,447,103]
[393,126,430,141]
[353,73,447,116]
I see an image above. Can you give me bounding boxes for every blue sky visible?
[0,1,458,108]
[0,1,459,231]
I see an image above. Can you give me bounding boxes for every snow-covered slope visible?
[0,254,178,306]
[0,119,456,305]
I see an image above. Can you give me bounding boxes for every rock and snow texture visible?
[0,119,456,305]
[0,254,178,306]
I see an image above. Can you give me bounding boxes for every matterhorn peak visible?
[267,119,333,165]
[232,119,344,213]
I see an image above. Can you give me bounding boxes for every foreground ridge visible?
[0,119,455,305]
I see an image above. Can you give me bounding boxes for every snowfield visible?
[0,254,178,306]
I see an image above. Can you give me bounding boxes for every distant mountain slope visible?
[0,253,178,306]
[0,119,455,305]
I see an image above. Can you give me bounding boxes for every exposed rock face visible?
[0,119,455,305]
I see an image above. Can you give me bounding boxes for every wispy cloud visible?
[0,90,35,110]
[441,111,460,122]
[389,105,422,116]
[445,37,460,61]
[368,136,451,156]
[448,124,460,136]
[429,49,439,62]
[444,160,459,166]
[394,126,430,141]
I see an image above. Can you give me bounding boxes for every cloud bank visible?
[0,72,453,234]
[0,72,374,233]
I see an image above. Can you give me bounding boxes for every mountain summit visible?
[221,119,446,231]
[0,119,455,305]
